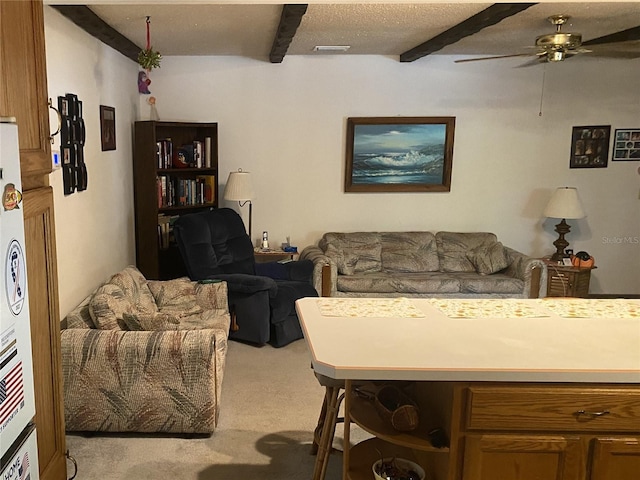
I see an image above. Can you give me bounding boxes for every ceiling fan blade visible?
[585,41,640,58]
[515,56,547,68]
[454,53,536,63]
[582,25,640,46]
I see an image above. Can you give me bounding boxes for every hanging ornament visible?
[137,16,162,72]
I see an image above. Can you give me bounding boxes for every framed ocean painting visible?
[345,117,455,193]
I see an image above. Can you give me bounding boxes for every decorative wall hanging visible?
[345,117,455,193]
[137,16,161,95]
[99,105,116,151]
[612,128,640,161]
[569,125,610,169]
[58,93,88,194]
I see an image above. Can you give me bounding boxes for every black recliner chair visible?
[173,208,318,347]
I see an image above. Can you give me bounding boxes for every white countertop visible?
[295,297,640,383]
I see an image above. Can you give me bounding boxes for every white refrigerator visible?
[0,119,40,479]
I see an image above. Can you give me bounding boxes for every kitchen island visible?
[296,297,640,480]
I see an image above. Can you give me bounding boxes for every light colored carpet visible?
[65,339,369,479]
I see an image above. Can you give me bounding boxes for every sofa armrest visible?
[503,247,548,298]
[61,328,227,433]
[300,246,336,296]
[205,273,277,297]
[194,280,230,314]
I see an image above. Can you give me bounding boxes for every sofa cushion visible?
[179,309,231,331]
[323,233,382,275]
[148,277,203,317]
[436,232,498,273]
[122,312,180,331]
[89,284,132,330]
[458,273,524,294]
[108,266,158,314]
[467,241,510,275]
[381,232,439,273]
[337,272,462,294]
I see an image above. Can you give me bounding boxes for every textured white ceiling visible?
[60,2,640,60]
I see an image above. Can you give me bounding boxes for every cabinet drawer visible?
[466,386,640,432]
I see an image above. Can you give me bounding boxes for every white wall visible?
[143,54,640,294]
[44,7,640,312]
[44,7,139,316]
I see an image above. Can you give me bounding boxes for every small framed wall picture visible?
[612,128,640,161]
[569,125,610,168]
[100,105,116,151]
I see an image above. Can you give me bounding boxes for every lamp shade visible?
[223,169,254,201]
[543,187,585,219]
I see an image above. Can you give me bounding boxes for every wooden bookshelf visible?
[133,121,218,279]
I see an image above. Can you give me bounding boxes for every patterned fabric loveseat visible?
[300,232,546,298]
[61,266,230,434]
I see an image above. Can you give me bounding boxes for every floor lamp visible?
[543,187,585,262]
[223,169,254,238]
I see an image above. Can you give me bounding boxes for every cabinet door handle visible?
[575,409,610,417]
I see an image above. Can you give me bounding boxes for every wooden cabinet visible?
[23,188,66,480]
[459,385,640,480]
[342,383,640,480]
[590,437,640,480]
[133,121,219,280]
[546,263,594,297]
[462,434,585,480]
[1,2,67,480]
[0,0,52,190]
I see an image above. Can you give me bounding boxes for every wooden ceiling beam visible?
[51,5,141,62]
[269,4,308,63]
[583,25,640,46]
[400,3,537,63]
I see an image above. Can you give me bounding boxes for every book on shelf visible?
[193,140,203,168]
[204,137,212,168]
[156,138,173,168]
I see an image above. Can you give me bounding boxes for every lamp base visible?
[550,218,571,262]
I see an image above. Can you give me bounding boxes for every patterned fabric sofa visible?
[60,266,230,434]
[300,232,546,298]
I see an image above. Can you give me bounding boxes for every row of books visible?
[156,137,213,169]
[157,214,179,250]
[157,175,216,208]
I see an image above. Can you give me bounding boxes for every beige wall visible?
[44,6,640,319]
[145,54,640,295]
[45,7,138,316]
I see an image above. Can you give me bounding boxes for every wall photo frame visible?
[100,105,116,151]
[569,125,610,168]
[345,116,455,192]
[613,128,640,161]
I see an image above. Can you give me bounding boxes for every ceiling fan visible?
[455,14,640,64]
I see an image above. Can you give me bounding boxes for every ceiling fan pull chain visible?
[538,63,547,117]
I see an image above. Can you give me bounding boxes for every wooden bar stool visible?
[311,373,346,480]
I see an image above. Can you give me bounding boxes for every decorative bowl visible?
[372,457,425,480]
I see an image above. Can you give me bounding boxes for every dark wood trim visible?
[321,264,332,297]
[583,25,640,46]
[529,264,542,298]
[51,5,141,62]
[400,3,537,62]
[269,4,308,63]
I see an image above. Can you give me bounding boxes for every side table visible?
[253,248,299,263]
[543,260,596,298]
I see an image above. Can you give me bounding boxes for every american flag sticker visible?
[19,452,30,480]
[0,361,24,425]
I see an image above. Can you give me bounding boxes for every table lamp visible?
[223,168,254,237]
[543,187,585,262]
